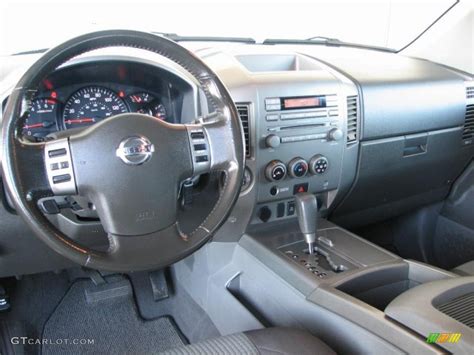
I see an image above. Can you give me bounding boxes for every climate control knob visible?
[310,155,329,175]
[265,160,287,182]
[328,128,343,141]
[288,157,308,178]
[265,134,281,148]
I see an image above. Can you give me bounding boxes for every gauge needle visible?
[64,118,95,124]
[23,121,55,129]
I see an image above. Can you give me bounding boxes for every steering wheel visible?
[1,30,244,272]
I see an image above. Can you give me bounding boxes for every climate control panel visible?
[265,155,327,182]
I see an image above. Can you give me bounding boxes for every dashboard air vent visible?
[467,86,474,99]
[462,104,474,144]
[346,96,358,144]
[236,103,251,157]
[436,292,474,328]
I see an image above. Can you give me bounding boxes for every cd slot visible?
[268,122,330,132]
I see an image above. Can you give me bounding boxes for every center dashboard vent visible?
[463,86,474,145]
[236,103,251,157]
[346,95,358,145]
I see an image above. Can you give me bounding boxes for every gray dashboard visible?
[0,42,473,276]
[198,44,473,236]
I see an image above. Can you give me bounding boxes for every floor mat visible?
[42,278,186,355]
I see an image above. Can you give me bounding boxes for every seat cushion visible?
[159,327,335,355]
[452,261,474,276]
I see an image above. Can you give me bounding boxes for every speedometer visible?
[63,86,128,129]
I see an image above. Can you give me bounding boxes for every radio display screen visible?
[281,96,326,110]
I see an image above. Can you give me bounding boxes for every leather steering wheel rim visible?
[1,30,244,272]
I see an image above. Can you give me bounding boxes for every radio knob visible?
[265,160,287,182]
[265,134,281,148]
[288,158,308,178]
[310,155,329,175]
[328,128,343,141]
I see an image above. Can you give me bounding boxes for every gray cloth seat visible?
[159,327,336,355]
[452,261,474,276]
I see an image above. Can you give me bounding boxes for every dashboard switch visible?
[310,155,328,175]
[287,201,296,216]
[277,203,285,218]
[265,160,287,182]
[288,158,308,178]
[293,183,309,194]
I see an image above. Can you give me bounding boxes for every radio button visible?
[265,160,287,182]
[265,134,281,148]
[288,158,308,178]
[328,128,343,141]
[266,104,281,111]
[266,114,279,121]
[310,155,329,175]
[265,98,280,105]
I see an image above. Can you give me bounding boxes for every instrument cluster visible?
[22,84,171,140]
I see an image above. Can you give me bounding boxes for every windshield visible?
[0,0,460,55]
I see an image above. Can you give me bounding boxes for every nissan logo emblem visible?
[116,136,154,166]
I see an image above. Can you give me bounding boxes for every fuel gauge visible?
[150,103,167,120]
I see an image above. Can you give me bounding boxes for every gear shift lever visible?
[295,193,318,254]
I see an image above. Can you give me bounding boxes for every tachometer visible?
[63,86,128,129]
[22,98,59,139]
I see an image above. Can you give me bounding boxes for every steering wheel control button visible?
[116,136,154,166]
[265,160,287,182]
[48,148,67,158]
[293,183,309,194]
[288,158,308,178]
[187,127,211,176]
[195,155,209,163]
[45,138,77,195]
[190,131,205,140]
[52,174,71,184]
[310,155,329,175]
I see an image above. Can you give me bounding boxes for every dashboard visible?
[16,59,196,141]
[0,43,473,277]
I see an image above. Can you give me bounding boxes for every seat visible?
[159,327,336,355]
[452,261,474,276]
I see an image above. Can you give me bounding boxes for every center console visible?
[239,217,473,353]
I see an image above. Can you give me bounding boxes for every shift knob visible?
[295,193,318,254]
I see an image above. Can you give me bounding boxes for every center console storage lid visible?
[385,276,474,354]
